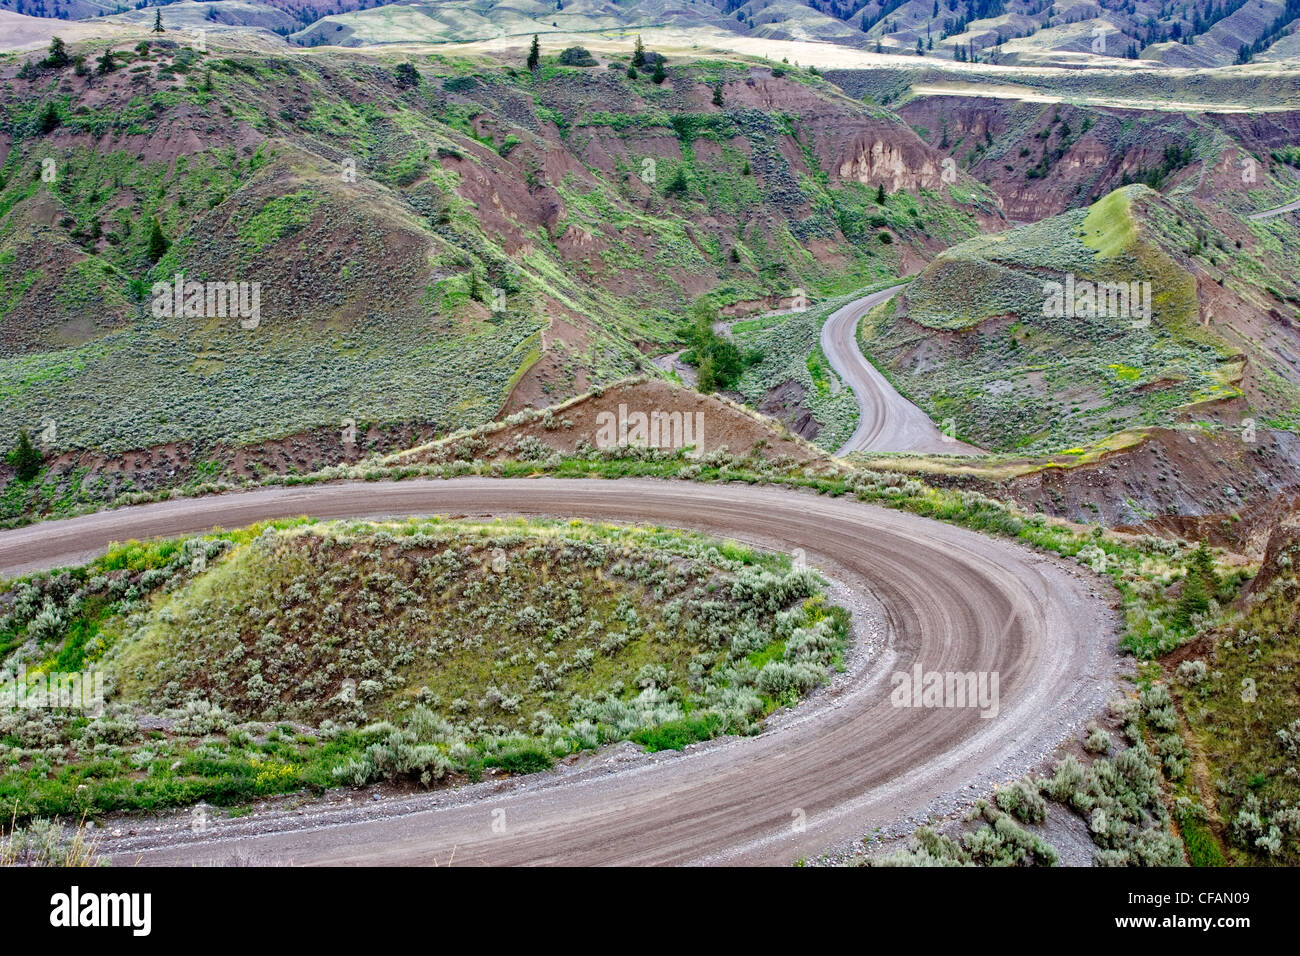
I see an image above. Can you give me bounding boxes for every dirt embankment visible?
[921,427,1300,556]
[393,378,828,466]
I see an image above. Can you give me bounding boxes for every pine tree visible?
[652,59,666,84]
[44,36,70,68]
[38,101,60,134]
[527,34,540,71]
[875,183,886,204]
[147,216,169,262]
[632,35,646,68]
[712,83,723,107]
[153,8,164,33]
[696,354,717,393]
[8,429,42,482]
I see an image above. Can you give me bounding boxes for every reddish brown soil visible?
[395,378,827,465]
[922,427,1300,556]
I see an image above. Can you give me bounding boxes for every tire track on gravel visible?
[0,478,1118,865]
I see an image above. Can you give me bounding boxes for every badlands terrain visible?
[0,0,1297,871]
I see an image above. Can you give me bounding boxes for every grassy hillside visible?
[0,515,847,817]
[857,184,1300,453]
[0,34,996,471]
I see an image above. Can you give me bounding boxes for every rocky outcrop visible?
[835,132,944,191]
[1246,513,1300,597]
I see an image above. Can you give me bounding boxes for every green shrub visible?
[994,779,1047,824]
[1084,725,1111,754]
[557,46,597,67]
[6,430,42,482]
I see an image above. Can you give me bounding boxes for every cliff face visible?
[835,132,946,192]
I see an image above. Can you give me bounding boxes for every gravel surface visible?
[0,478,1123,866]
[821,285,984,456]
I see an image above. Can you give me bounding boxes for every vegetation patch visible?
[0,516,846,819]
[1170,528,1300,864]
[858,186,1242,454]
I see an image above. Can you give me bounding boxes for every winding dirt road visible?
[1248,196,1300,220]
[0,478,1117,865]
[821,286,983,456]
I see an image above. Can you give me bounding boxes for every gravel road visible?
[821,286,983,456]
[0,478,1119,865]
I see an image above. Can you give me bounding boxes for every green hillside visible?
[857,184,1299,453]
[0,35,996,464]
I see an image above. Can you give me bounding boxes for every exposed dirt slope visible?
[1007,428,1300,554]
[390,378,829,465]
[1244,510,1300,594]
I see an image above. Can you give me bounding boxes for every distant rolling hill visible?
[5,0,1297,66]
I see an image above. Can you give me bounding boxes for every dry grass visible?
[1,808,104,867]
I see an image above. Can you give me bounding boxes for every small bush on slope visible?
[866,801,1059,867]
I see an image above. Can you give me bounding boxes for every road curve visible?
[0,478,1116,865]
[821,286,983,456]
[1248,196,1300,220]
